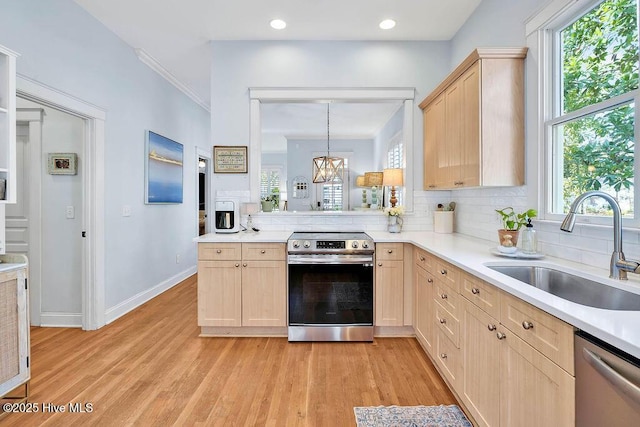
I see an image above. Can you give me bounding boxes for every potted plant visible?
[495,207,537,247]
[384,205,404,233]
[261,196,274,212]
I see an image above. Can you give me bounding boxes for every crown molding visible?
[135,48,210,112]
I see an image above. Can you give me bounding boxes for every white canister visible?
[433,211,454,233]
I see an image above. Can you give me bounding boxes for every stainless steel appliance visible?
[214,199,239,233]
[287,231,374,342]
[575,331,640,426]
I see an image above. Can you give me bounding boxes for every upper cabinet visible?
[420,48,527,190]
[0,44,18,204]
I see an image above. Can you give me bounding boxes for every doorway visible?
[197,147,212,236]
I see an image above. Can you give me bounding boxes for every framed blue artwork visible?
[145,130,183,204]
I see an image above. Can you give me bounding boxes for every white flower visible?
[384,206,404,216]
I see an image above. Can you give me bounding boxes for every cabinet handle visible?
[235,263,240,267]
[378,262,383,267]
[522,321,534,330]
[471,288,480,295]
[428,185,436,189]
[440,353,447,359]
[439,318,447,324]
[260,250,266,254]
[487,324,496,331]
[440,293,448,300]
[440,269,447,276]
[216,249,222,254]
[242,263,247,267]
[419,256,425,261]
[496,332,507,340]
[388,249,393,254]
[454,181,463,186]
[427,278,434,283]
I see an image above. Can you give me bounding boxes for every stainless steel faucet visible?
[561,190,640,279]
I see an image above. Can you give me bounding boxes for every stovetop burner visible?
[287,231,374,254]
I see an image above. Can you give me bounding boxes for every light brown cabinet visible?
[420,48,527,190]
[197,243,286,328]
[375,243,404,326]
[414,248,434,353]
[0,265,29,400]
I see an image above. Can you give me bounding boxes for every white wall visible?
[0,0,210,320]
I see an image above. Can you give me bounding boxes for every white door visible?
[5,122,30,254]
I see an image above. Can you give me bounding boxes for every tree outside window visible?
[549,0,639,218]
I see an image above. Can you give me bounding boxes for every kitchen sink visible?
[486,265,640,310]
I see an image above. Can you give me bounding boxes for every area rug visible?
[354,404,472,427]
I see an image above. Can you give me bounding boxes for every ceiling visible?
[73,0,482,110]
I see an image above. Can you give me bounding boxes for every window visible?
[387,131,404,206]
[546,0,639,221]
[260,166,281,208]
[318,158,348,210]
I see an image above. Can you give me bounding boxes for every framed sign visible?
[48,153,78,175]
[214,146,248,173]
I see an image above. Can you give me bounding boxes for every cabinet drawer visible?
[376,243,404,261]
[461,272,501,319]
[242,243,286,261]
[501,292,574,374]
[434,280,460,319]
[414,248,433,272]
[435,329,461,389]
[434,260,459,293]
[434,300,460,348]
[198,243,241,261]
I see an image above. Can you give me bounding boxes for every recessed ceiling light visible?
[379,19,396,30]
[270,19,287,30]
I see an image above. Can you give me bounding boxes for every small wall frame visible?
[48,153,78,175]
[214,146,248,173]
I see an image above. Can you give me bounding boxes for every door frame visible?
[196,147,212,235]
[17,75,106,330]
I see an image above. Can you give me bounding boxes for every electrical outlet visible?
[176,254,180,264]
[65,206,75,219]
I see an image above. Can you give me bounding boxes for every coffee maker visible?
[214,199,240,233]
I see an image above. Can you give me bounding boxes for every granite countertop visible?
[194,230,640,358]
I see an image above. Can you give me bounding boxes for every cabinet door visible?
[445,78,464,187]
[414,266,434,354]
[375,259,404,326]
[197,260,242,327]
[241,260,286,327]
[460,61,481,187]
[0,268,29,397]
[500,332,575,427]
[423,94,447,189]
[461,299,501,427]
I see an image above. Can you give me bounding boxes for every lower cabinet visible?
[197,243,286,328]
[375,243,404,326]
[414,264,434,353]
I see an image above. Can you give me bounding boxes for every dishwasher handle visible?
[583,347,640,405]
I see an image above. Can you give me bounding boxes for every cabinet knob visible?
[487,324,496,331]
[378,262,383,267]
[522,321,534,330]
[216,249,222,254]
[440,293,448,300]
[260,250,266,254]
[496,332,507,340]
[427,278,433,283]
[388,249,393,254]
[440,353,447,359]
[419,256,425,261]
[471,288,480,295]
[440,269,447,275]
[439,318,447,324]
[242,263,247,267]
[235,263,240,267]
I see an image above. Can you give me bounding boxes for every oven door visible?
[288,255,374,326]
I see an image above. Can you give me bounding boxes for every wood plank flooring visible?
[1,274,457,426]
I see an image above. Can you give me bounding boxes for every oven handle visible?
[288,256,374,265]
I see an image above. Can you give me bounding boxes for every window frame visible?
[541,0,640,226]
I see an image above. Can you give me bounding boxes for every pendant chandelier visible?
[312,103,344,183]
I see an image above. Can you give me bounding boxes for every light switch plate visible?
[122,205,132,217]
[65,206,75,219]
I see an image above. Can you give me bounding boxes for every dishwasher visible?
[575,331,640,426]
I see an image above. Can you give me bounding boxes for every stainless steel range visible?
[287,232,375,342]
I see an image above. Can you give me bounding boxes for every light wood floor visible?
[2,274,457,426]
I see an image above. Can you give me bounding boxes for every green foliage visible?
[495,207,537,231]
[560,0,638,213]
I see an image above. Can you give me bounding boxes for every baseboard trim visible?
[40,312,83,328]
[200,326,287,337]
[105,266,197,325]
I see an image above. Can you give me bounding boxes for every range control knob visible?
[352,241,359,249]
[303,240,311,248]
[292,240,300,248]
[362,241,370,249]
